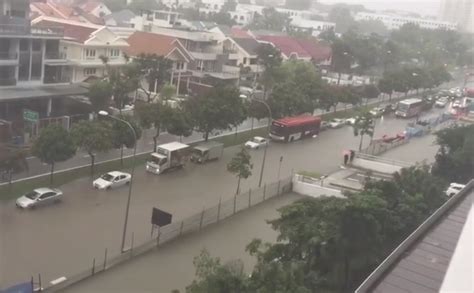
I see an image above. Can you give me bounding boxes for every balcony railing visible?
[0,52,17,60]
[0,23,63,37]
[0,78,17,86]
[44,75,71,84]
[45,51,67,60]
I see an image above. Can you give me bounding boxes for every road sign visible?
[23,109,39,122]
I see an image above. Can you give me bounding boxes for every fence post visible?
[156,227,161,247]
[217,197,222,222]
[179,221,184,236]
[199,208,205,231]
[263,184,266,200]
[233,194,237,214]
[130,232,134,257]
[248,188,252,207]
[103,248,108,270]
[91,258,96,275]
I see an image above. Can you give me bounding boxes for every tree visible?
[103,0,127,12]
[107,64,140,112]
[331,39,352,84]
[187,85,246,141]
[111,116,143,166]
[32,124,76,184]
[359,84,380,105]
[354,20,388,36]
[208,11,236,26]
[71,120,113,175]
[256,43,283,98]
[0,149,28,187]
[249,7,289,31]
[160,83,177,101]
[432,124,474,183]
[163,107,194,141]
[378,75,394,100]
[133,54,172,102]
[328,7,356,34]
[127,0,159,13]
[227,147,253,194]
[353,111,374,151]
[89,80,113,112]
[185,250,247,293]
[222,0,237,12]
[135,102,169,151]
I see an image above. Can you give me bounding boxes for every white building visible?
[32,17,129,83]
[130,9,189,30]
[290,18,336,36]
[355,12,458,31]
[439,0,473,33]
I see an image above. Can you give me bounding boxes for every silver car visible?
[16,188,63,209]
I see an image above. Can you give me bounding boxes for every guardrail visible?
[355,152,412,167]
[38,177,293,292]
[355,179,474,293]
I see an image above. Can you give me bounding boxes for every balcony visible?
[45,51,67,60]
[0,78,17,86]
[0,52,17,60]
[0,23,64,37]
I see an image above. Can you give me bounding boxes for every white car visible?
[452,100,462,108]
[328,118,345,128]
[93,171,131,190]
[16,188,63,209]
[435,98,448,108]
[345,117,358,125]
[445,183,465,197]
[245,136,268,149]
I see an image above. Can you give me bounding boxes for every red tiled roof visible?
[126,31,190,59]
[34,20,96,43]
[296,39,332,62]
[257,35,311,59]
[231,27,252,38]
[31,2,64,18]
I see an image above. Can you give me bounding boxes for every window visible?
[40,192,55,200]
[109,49,120,58]
[243,57,247,64]
[84,68,97,76]
[85,49,96,59]
[176,62,185,70]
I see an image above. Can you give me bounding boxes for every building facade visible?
[439,0,473,32]
[355,12,458,31]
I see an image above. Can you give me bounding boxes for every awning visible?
[0,84,88,102]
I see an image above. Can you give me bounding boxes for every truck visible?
[190,142,224,163]
[146,142,190,174]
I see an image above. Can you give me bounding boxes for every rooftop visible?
[0,84,88,101]
[257,35,311,59]
[157,142,190,152]
[275,115,321,127]
[356,181,474,293]
[232,37,261,56]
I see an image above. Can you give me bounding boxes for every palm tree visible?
[353,111,375,151]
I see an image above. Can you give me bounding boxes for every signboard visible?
[151,208,172,227]
[23,109,39,123]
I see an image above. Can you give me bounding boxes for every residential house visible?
[104,9,136,27]
[295,39,332,66]
[32,17,129,83]
[0,0,88,142]
[227,37,263,83]
[148,27,241,91]
[257,35,312,61]
[130,9,188,31]
[79,0,111,18]
[126,31,193,96]
[289,18,336,36]
[30,0,104,25]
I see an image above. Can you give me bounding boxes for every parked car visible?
[435,97,449,108]
[245,136,268,149]
[445,183,466,197]
[382,133,405,143]
[369,107,385,117]
[345,117,358,125]
[452,100,462,108]
[93,171,131,190]
[16,188,63,209]
[383,104,396,113]
[328,118,345,128]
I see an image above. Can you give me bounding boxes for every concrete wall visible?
[352,157,403,174]
[292,174,344,198]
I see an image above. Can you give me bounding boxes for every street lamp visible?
[250,97,272,188]
[98,110,138,253]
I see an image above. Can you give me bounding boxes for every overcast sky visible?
[319,0,442,17]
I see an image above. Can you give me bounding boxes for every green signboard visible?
[23,109,39,122]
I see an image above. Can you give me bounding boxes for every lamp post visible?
[98,110,137,253]
[250,97,272,187]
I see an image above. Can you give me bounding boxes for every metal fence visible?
[360,138,409,156]
[39,177,293,292]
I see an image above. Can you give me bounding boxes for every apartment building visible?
[32,17,129,83]
[439,0,473,33]
[355,11,458,31]
[0,0,88,142]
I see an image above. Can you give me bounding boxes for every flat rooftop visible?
[0,84,88,101]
